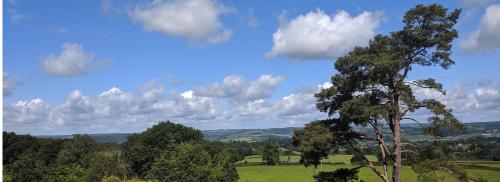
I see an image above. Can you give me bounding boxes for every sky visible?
[3,0,500,135]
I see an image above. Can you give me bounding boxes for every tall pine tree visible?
[294,4,464,182]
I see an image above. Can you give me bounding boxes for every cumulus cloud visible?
[195,74,285,101]
[3,73,22,97]
[411,79,500,122]
[267,9,383,60]
[129,0,234,45]
[42,42,111,76]
[461,4,500,52]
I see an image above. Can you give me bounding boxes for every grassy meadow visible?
[236,155,500,182]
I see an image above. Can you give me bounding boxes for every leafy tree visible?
[293,121,333,167]
[56,134,97,166]
[209,149,239,182]
[147,143,211,182]
[8,152,46,182]
[86,150,128,181]
[294,4,464,182]
[37,138,65,165]
[3,132,40,165]
[262,138,280,165]
[44,164,88,182]
[350,153,367,166]
[122,121,204,177]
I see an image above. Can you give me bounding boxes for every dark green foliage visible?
[262,138,280,165]
[44,164,88,182]
[122,121,203,177]
[293,120,334,167]
[314,168,363,182]
[209,149,239,182]
[56,135,97,166]
[3,132,40,165]
[148,142,239,182]
[3,121,241,182]
[8,152,46,182]
[350,153,367,165]
[86,150,128,181]
[148,143,212,182]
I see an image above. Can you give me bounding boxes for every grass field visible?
[237,165,420,182]
[236,156,500,182]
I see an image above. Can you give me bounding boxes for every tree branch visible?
[346,140,389,182]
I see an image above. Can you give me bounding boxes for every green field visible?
[237,165,438,182]
[236,156,500,182]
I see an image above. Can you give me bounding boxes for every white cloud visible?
[267,9,383,60]
[195,74,285,101]
[42,42,111,76]
[4,98,50,124]
[3,73,22,97]
[461,4,500,52]
[129,0,234,45]
[411,80,500,122]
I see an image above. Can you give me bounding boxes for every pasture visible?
[236,155,500,182]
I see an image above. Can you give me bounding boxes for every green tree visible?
[147,143,211,182]
[8,152,46,182]
[294,4,464,182]
[56,135,97,166]
[350,153,367,166]
[44,164,88,182]
[262,138,280,165]
[209,149,239,182]
[86,150,128,181]
[122,121,204,177]
[3,132,40,165]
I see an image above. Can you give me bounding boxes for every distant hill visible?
[36,121,500,143]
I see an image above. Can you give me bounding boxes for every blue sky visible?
[3,0,500,135]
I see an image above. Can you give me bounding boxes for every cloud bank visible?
[4,75,324,135]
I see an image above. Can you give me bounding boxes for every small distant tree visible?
[262,138,280,165]
[350,153,367,166]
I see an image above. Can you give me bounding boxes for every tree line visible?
[3,121,239,182]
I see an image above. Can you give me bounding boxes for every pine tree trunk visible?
[392,116,401,182]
